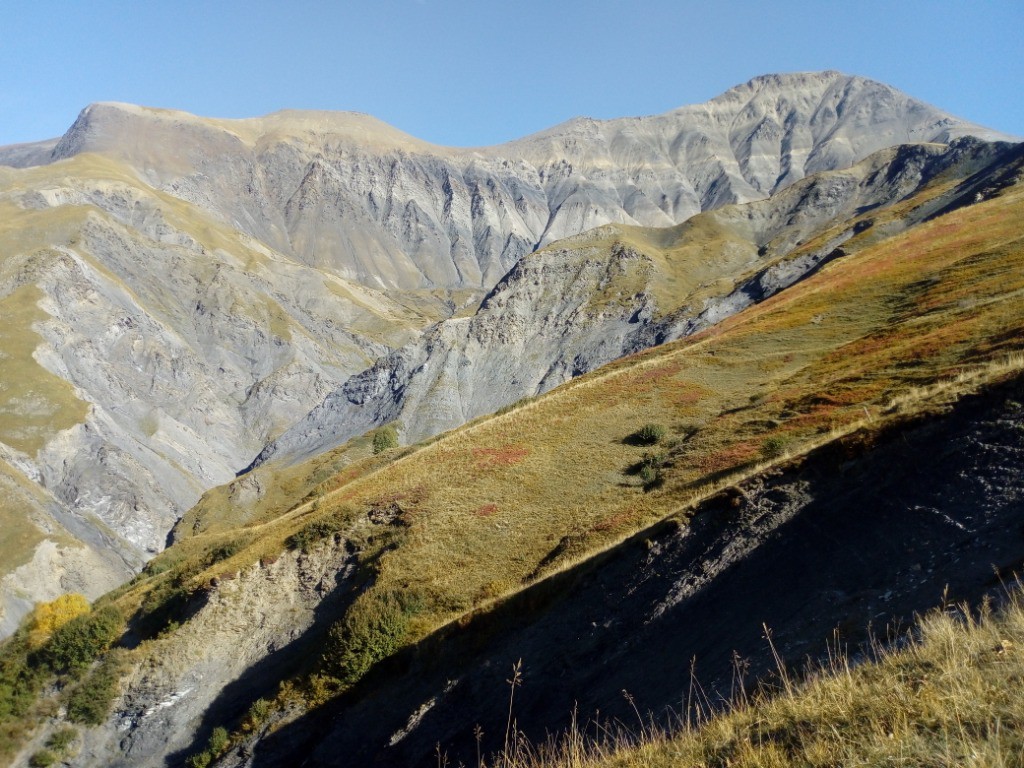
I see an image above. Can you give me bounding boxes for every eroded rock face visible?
[72,536,357,768]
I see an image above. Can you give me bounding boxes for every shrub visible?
[286,519,340,552]
[242,697,273,732]
[207,540,243,564]
[27,594,91,649]
[66,652,124,725]
[186,750,212,768]
[626,423,666,446]
[639,452,666,490]
[45,726,77,753]
[761,435,789,459]
[322,590,419,685]
[43,606,123,674]
[28,749,57,767]
[208,726,230,756]
[372,425,399,454]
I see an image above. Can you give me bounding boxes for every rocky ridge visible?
[3,71,1009,292]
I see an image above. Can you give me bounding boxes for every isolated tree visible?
[372,425,399,454]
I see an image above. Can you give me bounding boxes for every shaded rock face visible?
[75,536,359,768]
[0,71,1012,635]
[255,139,1020,468]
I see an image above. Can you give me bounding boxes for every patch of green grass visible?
[625,424,666,446]
[65,650,125,725]
[45,726,77,753]
[285,518,343,553]
[28,749,57,767]
[372,425,399,455]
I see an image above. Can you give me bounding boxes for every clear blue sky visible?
[2,0,1022,148]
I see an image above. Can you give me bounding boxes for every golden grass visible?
[100,168,1021,722]
[0,285,88,455]
[501,590,1024,768]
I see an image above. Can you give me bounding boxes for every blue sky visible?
[2,0,1021,147]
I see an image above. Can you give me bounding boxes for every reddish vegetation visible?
[671,388,704,407]
[638,361,684,382]
[322,465,366,494]
[697,439,761,474]
[473,445,530,470]
[591,507,639,532]
[473,503,498,517]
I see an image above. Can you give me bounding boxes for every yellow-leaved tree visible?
[27,593,91,648]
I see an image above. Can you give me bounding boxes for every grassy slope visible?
[512,593,1024,768]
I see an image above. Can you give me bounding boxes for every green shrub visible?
[45,726,77,753]
[286,519,340,552]
[0,645,48,723]
[186,750,212,768]
[639,452,666,490]
[243,697,273,731]
[372,425,399,454]
[626,423,666,446]
[208,725,230,756]
[43,606,123,674]
[28,749,57,767]
[207,540,243,564]
[761,435,789,459]
[66,652,124,725]
[322,590,420,685]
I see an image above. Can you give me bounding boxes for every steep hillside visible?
[249,369,1024,767]
[0,153,464,633]
[497,587,1024,768]
[1,137,1021,767]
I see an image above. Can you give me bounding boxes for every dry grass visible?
[496,590,1024,768]
[135,164,1024,758]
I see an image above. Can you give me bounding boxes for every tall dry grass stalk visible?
[485,585,1024,768]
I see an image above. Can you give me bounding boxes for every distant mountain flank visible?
[2,71,1010,293]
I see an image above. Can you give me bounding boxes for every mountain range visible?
[0,70,1022,768]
